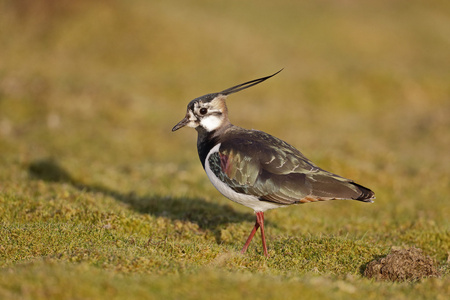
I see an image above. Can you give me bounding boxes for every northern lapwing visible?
[172,70,375,257]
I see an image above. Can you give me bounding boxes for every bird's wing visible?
[208,131,373,205]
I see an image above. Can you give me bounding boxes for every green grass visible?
[1,0,449,299]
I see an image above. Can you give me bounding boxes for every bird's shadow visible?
[28,158,254,239]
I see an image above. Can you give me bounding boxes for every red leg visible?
[256,211,268,257]
[241,211,269,257]
[240,219,260,254]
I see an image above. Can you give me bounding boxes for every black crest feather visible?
[219,69,283,96]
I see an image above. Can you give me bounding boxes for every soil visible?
[364,247,441,282]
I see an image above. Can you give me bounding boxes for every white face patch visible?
[200,114,223,132]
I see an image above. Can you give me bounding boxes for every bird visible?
[172,70,375,257]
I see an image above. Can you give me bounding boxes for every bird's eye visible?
[199,108,208,115]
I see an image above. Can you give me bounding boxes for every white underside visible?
[205,143,284,212]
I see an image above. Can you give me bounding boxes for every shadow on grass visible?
[28,158,254,233]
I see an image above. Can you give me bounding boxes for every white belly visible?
[204,143,283,212]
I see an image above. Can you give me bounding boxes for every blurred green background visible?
[0,0,449,299]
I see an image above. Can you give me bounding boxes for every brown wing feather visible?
[211,128,374,205]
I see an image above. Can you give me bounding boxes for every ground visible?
[0,0,449,299]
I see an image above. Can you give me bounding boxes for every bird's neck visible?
[196,122,233,168]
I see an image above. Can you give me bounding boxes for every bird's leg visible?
[241,211,268,257]
[256,211,268,257]
[240,215,260,254]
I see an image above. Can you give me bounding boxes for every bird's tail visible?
[306,173,375,203]
[351,182,375,203]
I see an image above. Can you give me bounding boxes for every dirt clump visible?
[364,247,441,282]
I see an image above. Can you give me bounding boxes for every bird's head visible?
[171,93,229,132]
[172,69,282,133]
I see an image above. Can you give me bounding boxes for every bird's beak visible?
[172,116,190,132]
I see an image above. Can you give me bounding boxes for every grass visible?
[0,0,449,299]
